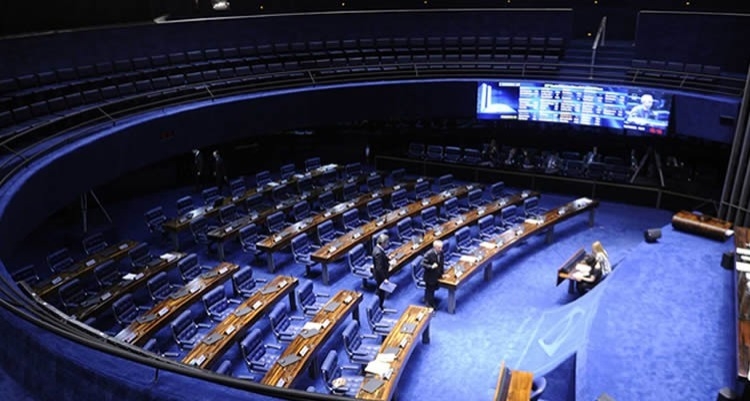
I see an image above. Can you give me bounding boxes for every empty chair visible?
[364,296,398,336]
[170,310,208,350]
[478,215,500,240]
[411,255,426,289]
[232,265,267,298]
[317,220,342,245]
[279,163,296,180]
[464,188,483,211]
[128,243,159,270]
[297,176,314,194]
[341,320,380,364]
[267,302,305,342]
[297,281,329,316]
[347,244,374,287]
[266,211,288,233]
[176,196,195,216]
[318,190,336,211]
[425,145,444,161]
[566,160,586,178]
[177,253,208,283]
[255,170,272,188]
[523,196,542,216]
[440,197,459,221]
[345,162,362,179]
[93,260,120,288]
[240,328,282,373]
[244,193,266,214]
[365,174,383,192]
[239,224,264,261]
[414,180,431,200]
[82,232,108,255]
[202,186,221,206]
[11,264,39,286]
[304,157,321,172]
[366,198,385,220]
[147,271,177,302]
[342,209,362,231]
[218,204,241,224]
[190,216,217,246]
[144,206,167,235]
[58,278,88,312]
[390,168,406,184]
[408,143,425,159]
[499,205,522,228]
[394,217,415,246]
[390,188,408,209]
[342,182,359,200]
[436,174,454,192]
[321,349,365,397]
[463,148,482,164]
[489,181,505,200]
[291,201,311,221]
[444,146,462,163]
[291,233,318,276]
[229,178,246,199]
[112,293,146,326]
[202,286,238,322]
[270,185,291,204]
[46,248,74,273]
[454,226,474,253]
[419,206,439,232]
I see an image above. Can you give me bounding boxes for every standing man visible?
[372,233,391,308]
[192,149,204,192]
[421,240,444,310]
[213,150,228,193]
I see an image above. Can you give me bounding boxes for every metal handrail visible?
[590,16,607,78]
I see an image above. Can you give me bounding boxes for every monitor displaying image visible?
[476,82,520,120]
[622,90,672,135]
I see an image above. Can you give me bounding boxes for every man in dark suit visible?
[421,239,444,309]
[372,233,391,308]
[213,150,229,193]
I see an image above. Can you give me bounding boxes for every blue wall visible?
[635,11,750,73]
[0,9,573,79]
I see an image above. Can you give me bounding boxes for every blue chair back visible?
[437,174,454,191]
[345,162,362,178]
[291,233,312,256]
[171,310,198,347]
[342,182,358,200]
[524,196,540,215]
[366,174,382,192]
[305,157,321,172]
[266,211,286,233]
[298,176,313,193]
[478,215,495,237]
[256,170,271,187]
[280,163,296,180]
[46,248,73,273]
[501,205,518,224]
[82,232,107,255]
[232,265,256,296]
[367,198,384,219]
[421,206,438,228]
[268,303,291,334]
[443,197,458,218]
[455,226,472,249]
[112,293,138,325]
[94,260,119,287]
[292,201,311,221]
[229,178,246,198]
[390,188,407,209]
[219,204,237,224]
[178,253,200,282]
[202,186,220,206]
[147,271,172,301]
[415,180,430,199]
[397,217,414,241]
[490,181,505,200]
[467,188,483,208]
[342,209,360,231]
[317,220,337,244]
[245,193,264,212]
[58,278,85,310]
[176,196,194,215]
[203,286,229,318]
[144,206,166,232]
[411,255,425,288]
[318,191,335,210]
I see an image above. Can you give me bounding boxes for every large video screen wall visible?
[477,81,673,135]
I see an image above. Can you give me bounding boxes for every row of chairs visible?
[628,58,720,83]
[409,143,484,165]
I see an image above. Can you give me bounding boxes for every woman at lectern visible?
[574,241,610,294]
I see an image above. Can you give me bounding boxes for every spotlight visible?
[211,0,230,11]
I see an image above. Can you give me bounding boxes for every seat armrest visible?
[255,278,268,283]
[228,298,242,305]
[362,334,379,339]
[383,308,398,314]
[236,374,256,381]
[161,351,180,358]
[289,315,305,321]
[341,364,362,372]
[265,343,282,350]
[197,323,212,328]
[199,264,212,272]
[315,292,330,298]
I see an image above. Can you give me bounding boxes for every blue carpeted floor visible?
[4,172,736,401]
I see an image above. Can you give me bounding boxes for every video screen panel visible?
[476,81,673,135]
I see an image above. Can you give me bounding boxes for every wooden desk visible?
[261,290,362,388]
[355,305,432,401]
[312,183,477,284]
[439,197,599,313]
[556,248,587,293]
[115,262,239,347]
[260,181,417,284]
[163,164,343,250]
[672,210,733,242]
[493,361,533,401]
[181,275,298,369]
[734,227,750,380]
[33,240,139,300]
[208,175,369,263]
[70,252,188,321]
[387,191,540,277]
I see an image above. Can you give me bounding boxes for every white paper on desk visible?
[479,242,496,250]
[160,253,177,262]
[122,273,138,281]
[375,353,396,363]
[365,360,391,376]
[459,255,477,263]
[737,248,750,256]
[737,261,750,272]
[303,322,322,331]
